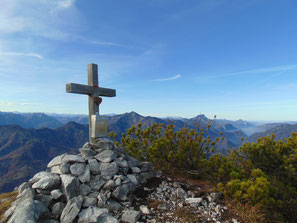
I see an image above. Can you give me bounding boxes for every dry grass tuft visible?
[225,199,267,223]
[172,207,200,223]
[149,199,163,209]
[0,191,18,221]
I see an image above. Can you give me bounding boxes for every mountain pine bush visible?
[109,121,216,174]
[211,134,297,222]
[109,123,297,222]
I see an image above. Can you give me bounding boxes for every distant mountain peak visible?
[60,121,85,129]
[192,114,208,120]
[224,123,237,130]
[127,111,142,117]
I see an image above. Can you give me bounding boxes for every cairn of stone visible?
[2,138,156,223]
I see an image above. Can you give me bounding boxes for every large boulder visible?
[32,174,60,191]
[60,174,80,201]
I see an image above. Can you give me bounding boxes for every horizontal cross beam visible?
[66,83,116,97]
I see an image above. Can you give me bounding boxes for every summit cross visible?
[66,63,116,143]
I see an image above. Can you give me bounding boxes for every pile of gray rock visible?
[136,178,239,223]
[1,138,156,223]
[2,138,240,223]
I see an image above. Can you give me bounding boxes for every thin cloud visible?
[0,102,41,107]
[0,52,44,59]
[152,74,181,82]
[0,0,78,39]
[201,64,297,80]
[57,0,75,9]
[87,39,145,50]
[90,40,121,47]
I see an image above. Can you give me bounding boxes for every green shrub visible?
[110,123,297,222]
[216,133,297,222]
[220,169,276,205]
[109,121,217,175]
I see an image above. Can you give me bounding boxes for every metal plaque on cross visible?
[66,63,116,143]
[91,113,108,138]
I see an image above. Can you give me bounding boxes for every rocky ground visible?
[1,138,241,223]
[122,175,241,223]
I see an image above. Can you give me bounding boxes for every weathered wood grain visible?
[66,83,94,95]
[88,63,99,143]
[66,83,115,97]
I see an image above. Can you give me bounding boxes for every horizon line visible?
[0,110,296,123]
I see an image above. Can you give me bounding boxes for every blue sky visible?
[0,0,297,121]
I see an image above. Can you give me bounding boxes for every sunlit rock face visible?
[2,138,155,223]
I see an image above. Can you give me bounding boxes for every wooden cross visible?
[66,63,116,143]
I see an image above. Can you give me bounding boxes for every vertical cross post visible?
[66,63,116,144]
[88,64,99,143]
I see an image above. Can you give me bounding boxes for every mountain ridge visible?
[248,123,297,142]
[0,112,62,129]
[0,111,296,193]
[1,110,295,135]
[0,111,245,193]
[0,122,88,192]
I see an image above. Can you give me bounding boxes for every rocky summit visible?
[1,138,155,223]
[1,138,240,223]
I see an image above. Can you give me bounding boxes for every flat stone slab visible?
[121,209,141,223]
[70,163,86,176]
[29,171,54,184]
[62,155,85,163]
[100,162,118,179]
[185,197,202,204]
[51,165,62,175]
[79,147,96,157]
[78,206,109,223]
[47,154,66,168]
[94,138,115,151]
[95,150,117,163]
[32,175,60,190]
